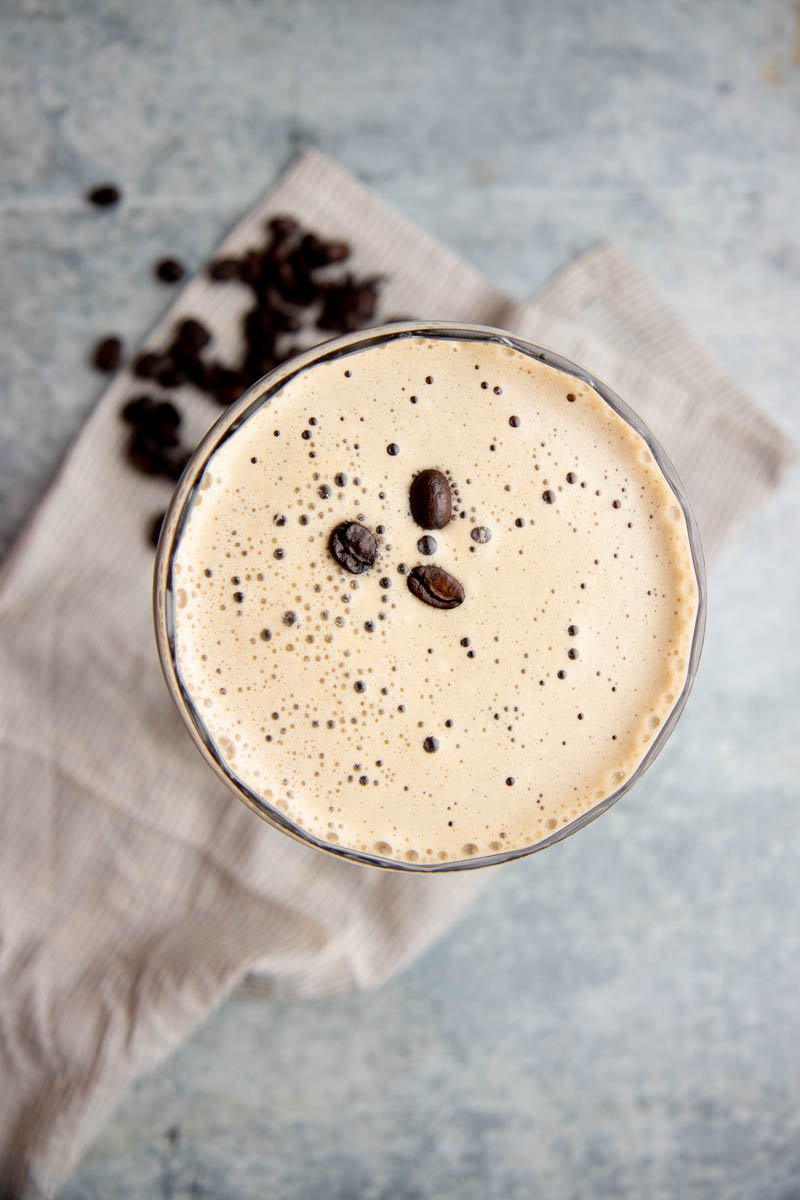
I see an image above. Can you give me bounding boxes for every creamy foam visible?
[169,333,700,865]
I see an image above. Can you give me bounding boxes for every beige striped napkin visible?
[0,149,793,1198]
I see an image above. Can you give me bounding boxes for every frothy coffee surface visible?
[170,333,699,865]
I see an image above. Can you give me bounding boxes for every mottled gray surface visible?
[2,0,799,1197]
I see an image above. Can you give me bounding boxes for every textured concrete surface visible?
[2,0,799,1197]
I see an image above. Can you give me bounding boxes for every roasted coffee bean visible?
[150,399,180,427]
[208,257,241,281]
[209,364,247,407]
[157,364,186,390]
[171,348,209,389]
[92,336,123,372]
[329,522,378,575]
[148,510,166,547]
[297,233,329,269]
[127,435,167,476]
[175,318,211,354]
[133,351,165,379]
[407,564,465,610]
[324,240,350,264]
[87,183,121,208]
[121,395,153,426]
[164,450,191,481]
[267,215,299,241]
[155,258,185,283]
[121,396,179,444]
[239,249,265,289]
[317,276,379,332]
[409,468,452,530]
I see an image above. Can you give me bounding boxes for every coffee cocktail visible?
[154,323,705,870]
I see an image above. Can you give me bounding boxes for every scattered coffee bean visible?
[208,257,241,281]
[148,510,166,547]
[407,564,465,610]
[114,214,385,545]
[417,535,437,556]
[329,522,378,574]
[155,258,185,284]
[132,352,164,380]
[93,336,123,372]
[175,318,211,354]
[409,468,452,529]
[470,526,492,544]
[87,183,120,208]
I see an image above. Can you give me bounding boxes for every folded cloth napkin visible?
[0,149,794,1198]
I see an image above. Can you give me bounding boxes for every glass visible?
[154,322,707,872]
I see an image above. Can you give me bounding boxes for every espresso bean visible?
[407,565,465,610]
[92,336,123,372]
[87,183,120,208]
[409,468,452,529]
[127,435,167,476]
[148,510,166,547]
[164,450,191,481]
[267,214,299,241]
[208,257,241,281]
[133,351,165,380]
[329,522,378,575]
[175,318,211,353]
[155,258,185,283]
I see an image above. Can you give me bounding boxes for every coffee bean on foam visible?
[170,334,700,866]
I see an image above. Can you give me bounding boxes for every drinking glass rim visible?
[153,320,707,873]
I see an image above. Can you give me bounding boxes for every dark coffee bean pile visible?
[91,212,383,546]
